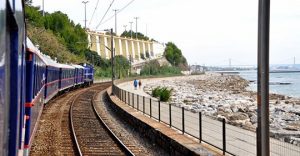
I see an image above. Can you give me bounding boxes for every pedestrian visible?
[134,79,138,90]
[138,79,142,89]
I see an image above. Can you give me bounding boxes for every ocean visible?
[239,70,300,98]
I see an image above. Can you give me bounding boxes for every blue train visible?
[1,1,94,155]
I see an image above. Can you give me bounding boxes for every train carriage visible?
[42,55,60,103]
[72,64,84,85]
[24,38,47,154]
[1,0,26,155]
[59,64,76,91]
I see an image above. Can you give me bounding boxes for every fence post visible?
[158,100,161,122]
[169,104,172,127]
[137,95,139,110]
[125,91,127,103]
[132,93,134,108]
[199,112,202,143]
[143,96,145,114]
[128,92,130,105]
[122,90,124,102]
[150,98,152,118]
[222,118,226,155]
[182,107,185,134]
[120,89,122,101]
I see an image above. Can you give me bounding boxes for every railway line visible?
[70,84,135,155]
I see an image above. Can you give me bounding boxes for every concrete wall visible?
[87,31,165,62]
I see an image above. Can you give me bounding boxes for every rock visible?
[229,113,249,121]
[231,105,239,113]
[250,114,257,124]
[284,126,299,131]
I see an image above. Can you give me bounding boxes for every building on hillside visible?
[87,30,165,64]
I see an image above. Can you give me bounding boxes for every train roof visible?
[26,37,39,53]
[80,63,94,68]
[59,63,75,69]
[71,64,84,69]
[40,54,61,68]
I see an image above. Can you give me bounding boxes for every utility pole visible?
[129,21,133,38]
[42,0,45,16]
[110,28,115,94]
[257,0,270,156]
[113,9,118,34]
[134,17,139,39]
[123,25,127,32]
[82,1,89,29]
[146,24,148,37]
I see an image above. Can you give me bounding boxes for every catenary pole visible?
[257,0,270,156]
[42,0,45,16]
[111,28,114,94]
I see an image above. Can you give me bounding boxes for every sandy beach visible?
[143,73,300,146]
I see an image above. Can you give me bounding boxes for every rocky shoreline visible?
[143,73,300,146]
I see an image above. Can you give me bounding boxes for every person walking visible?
[138,79,142,89]
[133,79,138,90]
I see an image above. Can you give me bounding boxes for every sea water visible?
[239,70,300,98]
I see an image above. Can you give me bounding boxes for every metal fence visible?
[112,85,300,156]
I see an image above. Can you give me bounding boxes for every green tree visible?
[164,42,189,70]
[115,55,130,78]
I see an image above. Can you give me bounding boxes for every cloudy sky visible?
[31,0,300,66]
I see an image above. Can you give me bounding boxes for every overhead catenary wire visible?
[97,0,135,28]
[95,0,116,29]
[88,0,100,27]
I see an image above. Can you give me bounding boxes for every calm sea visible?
[239,70,300,98]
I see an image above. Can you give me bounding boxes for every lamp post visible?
[82,1,89,29]
[134,17,139,39]
[113,9,118,34]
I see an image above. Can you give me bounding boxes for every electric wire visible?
[95,0,116,29]
[97,0,135,28]
[88,0,100,27]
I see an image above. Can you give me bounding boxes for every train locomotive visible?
[1,1,95,155]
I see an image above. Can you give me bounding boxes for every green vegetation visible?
[25,5,88,57]
[121,30,150,41]
[27,24,85,64]
[140,60,182,76]
[114,55,130,78]
[151,87,173,102]
[164,42,189,70]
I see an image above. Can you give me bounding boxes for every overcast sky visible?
[31,0,300,66]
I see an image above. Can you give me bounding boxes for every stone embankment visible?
[143,73,300,146]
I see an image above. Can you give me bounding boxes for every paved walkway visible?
[116,77,300,156]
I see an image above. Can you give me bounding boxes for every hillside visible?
[27,23,85,64]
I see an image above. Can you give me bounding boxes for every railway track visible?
[70,84,135,156]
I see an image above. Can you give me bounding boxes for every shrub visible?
[151,86,173,102]
[152,87,161,98]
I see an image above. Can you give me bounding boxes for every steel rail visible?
[92,91,135,156]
